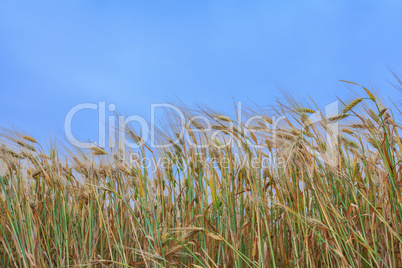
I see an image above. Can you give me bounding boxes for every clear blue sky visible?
[1,1,402,144]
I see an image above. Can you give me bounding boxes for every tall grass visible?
[1,82,402,267]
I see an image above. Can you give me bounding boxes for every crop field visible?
[1,82,402,267]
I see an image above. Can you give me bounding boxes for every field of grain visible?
[1,82,402,267]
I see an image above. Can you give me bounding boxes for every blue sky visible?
[1,1,402,145]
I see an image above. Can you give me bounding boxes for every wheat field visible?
[1,81,402,267]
